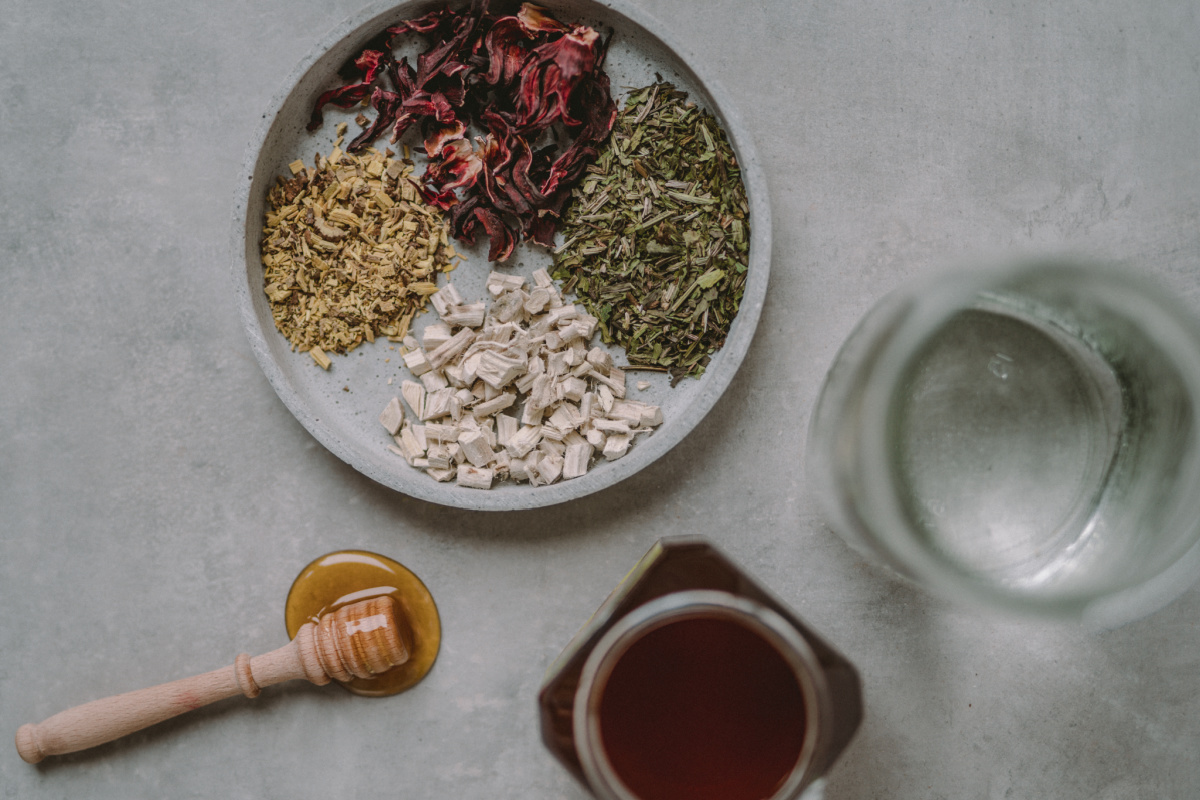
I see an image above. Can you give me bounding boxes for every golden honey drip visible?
[286,550,441,697]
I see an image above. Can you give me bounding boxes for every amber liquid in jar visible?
[596,615,808,800]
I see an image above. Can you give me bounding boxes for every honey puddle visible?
[286,550,441,697]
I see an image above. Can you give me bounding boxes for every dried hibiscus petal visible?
[517,3,569,34]
[514,26,602,130]
[385,7,453,37]
[508,138,547,207]
[347,87,402,152]
[425,138,483,193]
[472,207,517,262]
[401,90,459,124]
[414,10,480,87]
[307,50,392,131]
[354,49,390,82]
[481,16,530,86]
[524,212,558,248]
[418,181,460,211]
[387,55,418,98]
[307,1,617,261]
[449,193,483,241]
[424,120,466,159]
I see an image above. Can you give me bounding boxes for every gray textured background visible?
[2,0,1198,798]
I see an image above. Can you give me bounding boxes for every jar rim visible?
[572,590,827,800]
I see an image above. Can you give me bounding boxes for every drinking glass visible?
[806,258,1200,626]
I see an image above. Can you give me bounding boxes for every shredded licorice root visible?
[552,82,750,383]
[260,136,459,367]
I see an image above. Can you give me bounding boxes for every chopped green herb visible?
[552,82,750,383]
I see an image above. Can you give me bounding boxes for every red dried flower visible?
[481,16,530,86]
[426,137,484,193]
[516,3,568,33]
[385,7,454,36]
[307,49,392,131]
[423,120,466,158]
[514,26,600,130]
[307,1,616,261]
[346,87,402,152]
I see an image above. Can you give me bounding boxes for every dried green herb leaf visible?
[552,82,750,380]
[697,269,725,290]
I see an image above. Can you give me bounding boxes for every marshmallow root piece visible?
[384,279,666,488]
[563,442,593,480]
[379,396,405,435]
[456,464,494,489]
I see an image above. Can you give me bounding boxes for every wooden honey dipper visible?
[15,596,412,764]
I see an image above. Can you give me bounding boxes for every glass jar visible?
[538,538,862,800]
[806,258,1200,626]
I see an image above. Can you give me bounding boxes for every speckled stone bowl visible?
[231,0,771,510]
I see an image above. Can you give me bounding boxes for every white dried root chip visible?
[537,452,564,484]
[487,271,526,296]
[602,433,633,461]
[506,425,542,458]
[495,413,519,446]
[458,429,495,467]
[457,464,494,489]
[422,322,453,350]
[424,422,460,443]
[472,392,517,418]
[420,369,449,392]
[427,328,475,370]
[431,284,465,316]
[608,399,663,427]
[403,348,432,376]
[410,423,428,451]
[383,275,664,488]
[401,380,426,420]
[379,396,405,435]
[421,388,456,421]
[559,375,588,402]
[442,302,486,328]
[563,442,593,480]
[592,418,632,434]
[426,442,453,470]
[389,422,426,465]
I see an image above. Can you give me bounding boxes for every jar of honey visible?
[539,538,862,800]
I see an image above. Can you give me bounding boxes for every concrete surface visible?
[2,0,1198,798]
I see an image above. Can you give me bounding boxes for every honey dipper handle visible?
[15,624,328,764]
